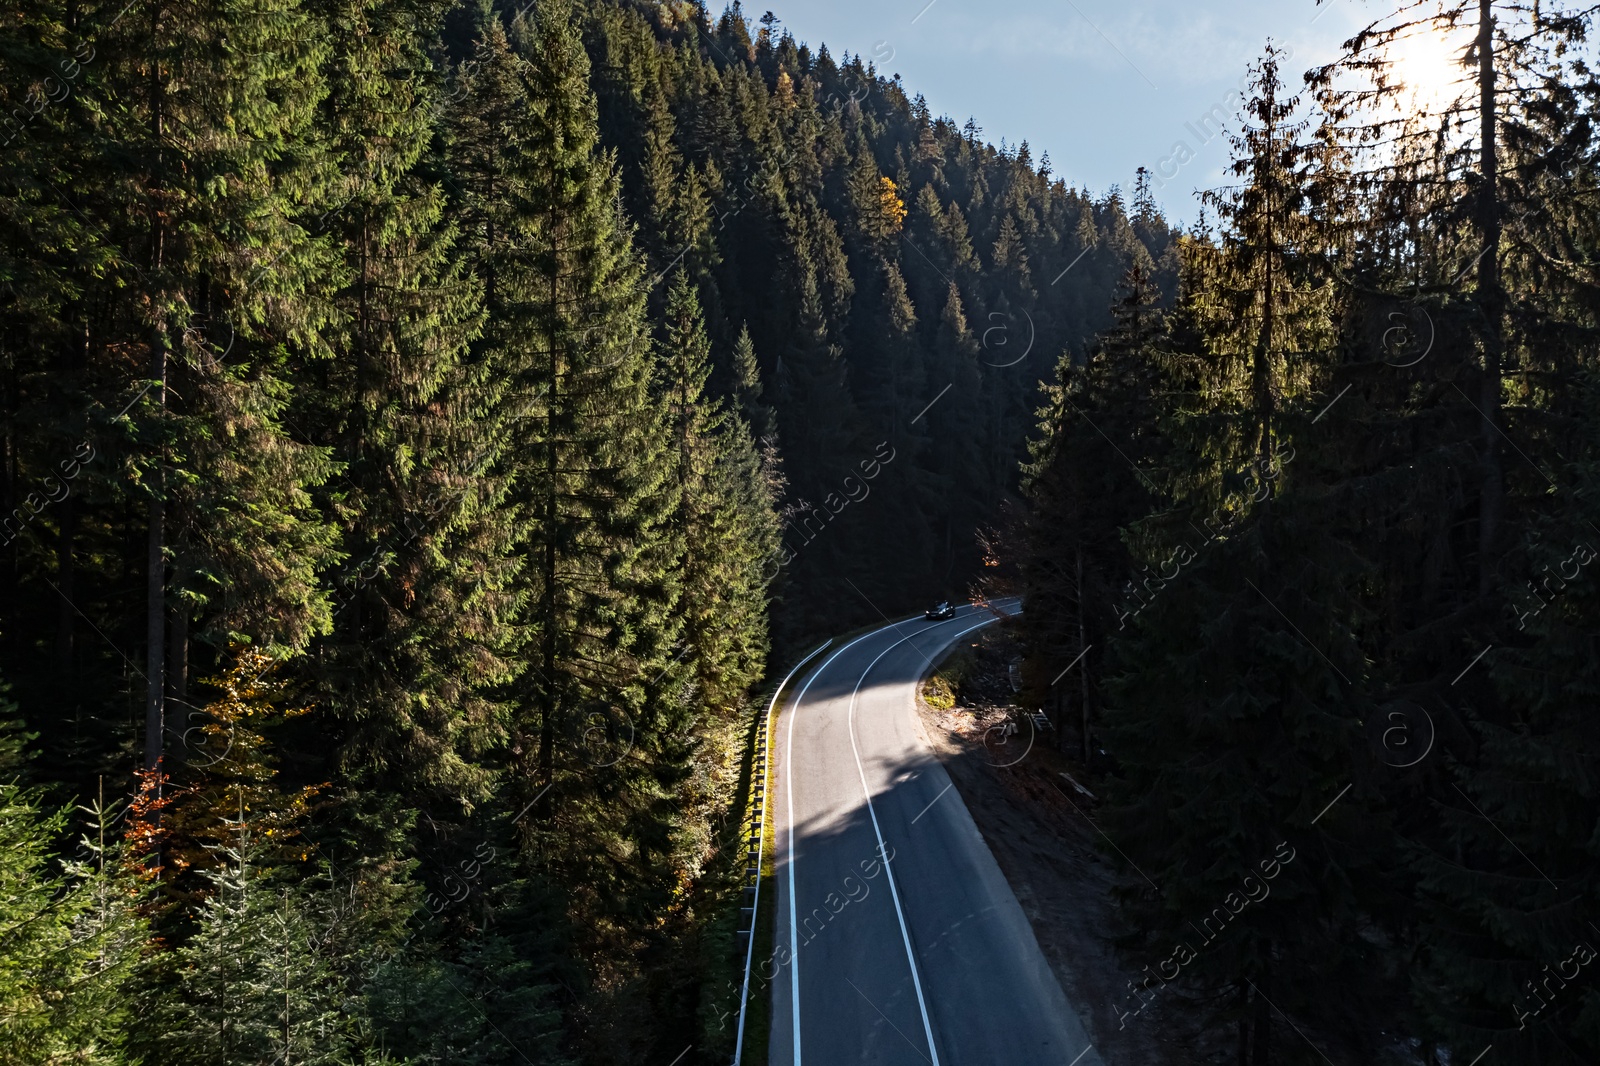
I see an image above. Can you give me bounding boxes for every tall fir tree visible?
[1021,265,1165,760]
[1098,50,1383,1062]
[296,0,513,811]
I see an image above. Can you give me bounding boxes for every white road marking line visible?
[785,628,896,1066]
[909,783,954,825]
[733,641,831,1066]
[846,608,1012,1066]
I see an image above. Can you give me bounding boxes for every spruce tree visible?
[1413,403,1600,1062]
[0,780,145,1064]
[1021,265,1165,760]
[770,270,863,634]
[297,0,513,809]
[659,272,776,712]
[143,811,356,1066]
[83,0,342,774]
[924,282,987,579]
[1311,8,1600,1058]
[1098,50,1380,1062]
[450,9,684,1021]
[729,323,776,442]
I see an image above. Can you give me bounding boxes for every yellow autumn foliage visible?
[878,176,907,235]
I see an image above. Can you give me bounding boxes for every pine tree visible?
[990,213,1033,295]
[770,268,865,636]
[0,749,145,1063]
[1311,8,1600,1058]
[1097,50,1381,1062]
[924,282,987,578]
[729,323,776,442]
[660,273,776,711]
[143,808,356,1066]
[1413,391,1600,1061]
[450,10,686,1016]
[297,0,513,808]
[365,876,575,1065]
[1021,266,1165,760]
[76,0,344,774]
[848,261,939,601]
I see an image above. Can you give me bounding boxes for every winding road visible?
[768,600,1103,1066]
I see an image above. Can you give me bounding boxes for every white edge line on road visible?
[845,606,1012,1066]
[733,640,831,1066]
[784,627,897,1066]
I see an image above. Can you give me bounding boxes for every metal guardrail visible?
[731,639,832,1066]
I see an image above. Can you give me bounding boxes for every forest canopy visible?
[0,0,1167,1061]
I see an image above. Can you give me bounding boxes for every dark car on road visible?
[924,601,956,621]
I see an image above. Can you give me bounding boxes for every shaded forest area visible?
[0,0,1168,1061]
[1018,4,1600,1064]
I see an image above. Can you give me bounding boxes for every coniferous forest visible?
[1019,4,1600,1063]
[0,0,1167,1060]
[1,0,1598,1062]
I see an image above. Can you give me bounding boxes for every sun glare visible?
[1391,24,1470,115]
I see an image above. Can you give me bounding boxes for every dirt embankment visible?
[913,621,1217,1066]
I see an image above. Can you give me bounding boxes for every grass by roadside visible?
[921,650,972,710]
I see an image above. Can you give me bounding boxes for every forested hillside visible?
[570,0,1178,642]
[0,0,1169,1061]
[1021,8,1600,1063]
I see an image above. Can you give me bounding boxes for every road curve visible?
[768,601,1103,1066]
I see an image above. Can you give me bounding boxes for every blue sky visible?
[766,0,1373,222]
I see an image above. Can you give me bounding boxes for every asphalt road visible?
[768,601,1103,1066]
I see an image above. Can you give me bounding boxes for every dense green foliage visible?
[1023,7,1600,1064]
[0,0,1164,1060]
[11,0,1597,1060]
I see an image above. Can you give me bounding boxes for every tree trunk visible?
[142,2,167,774]
[1475,0,1504,598]
[166,604,188,764]
[538,208,560,819]
[1254,67,1278,498]
[56,492,75,675]
[1075,546,1091,763]
[144,476,165,771]
[2,322,18,666]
